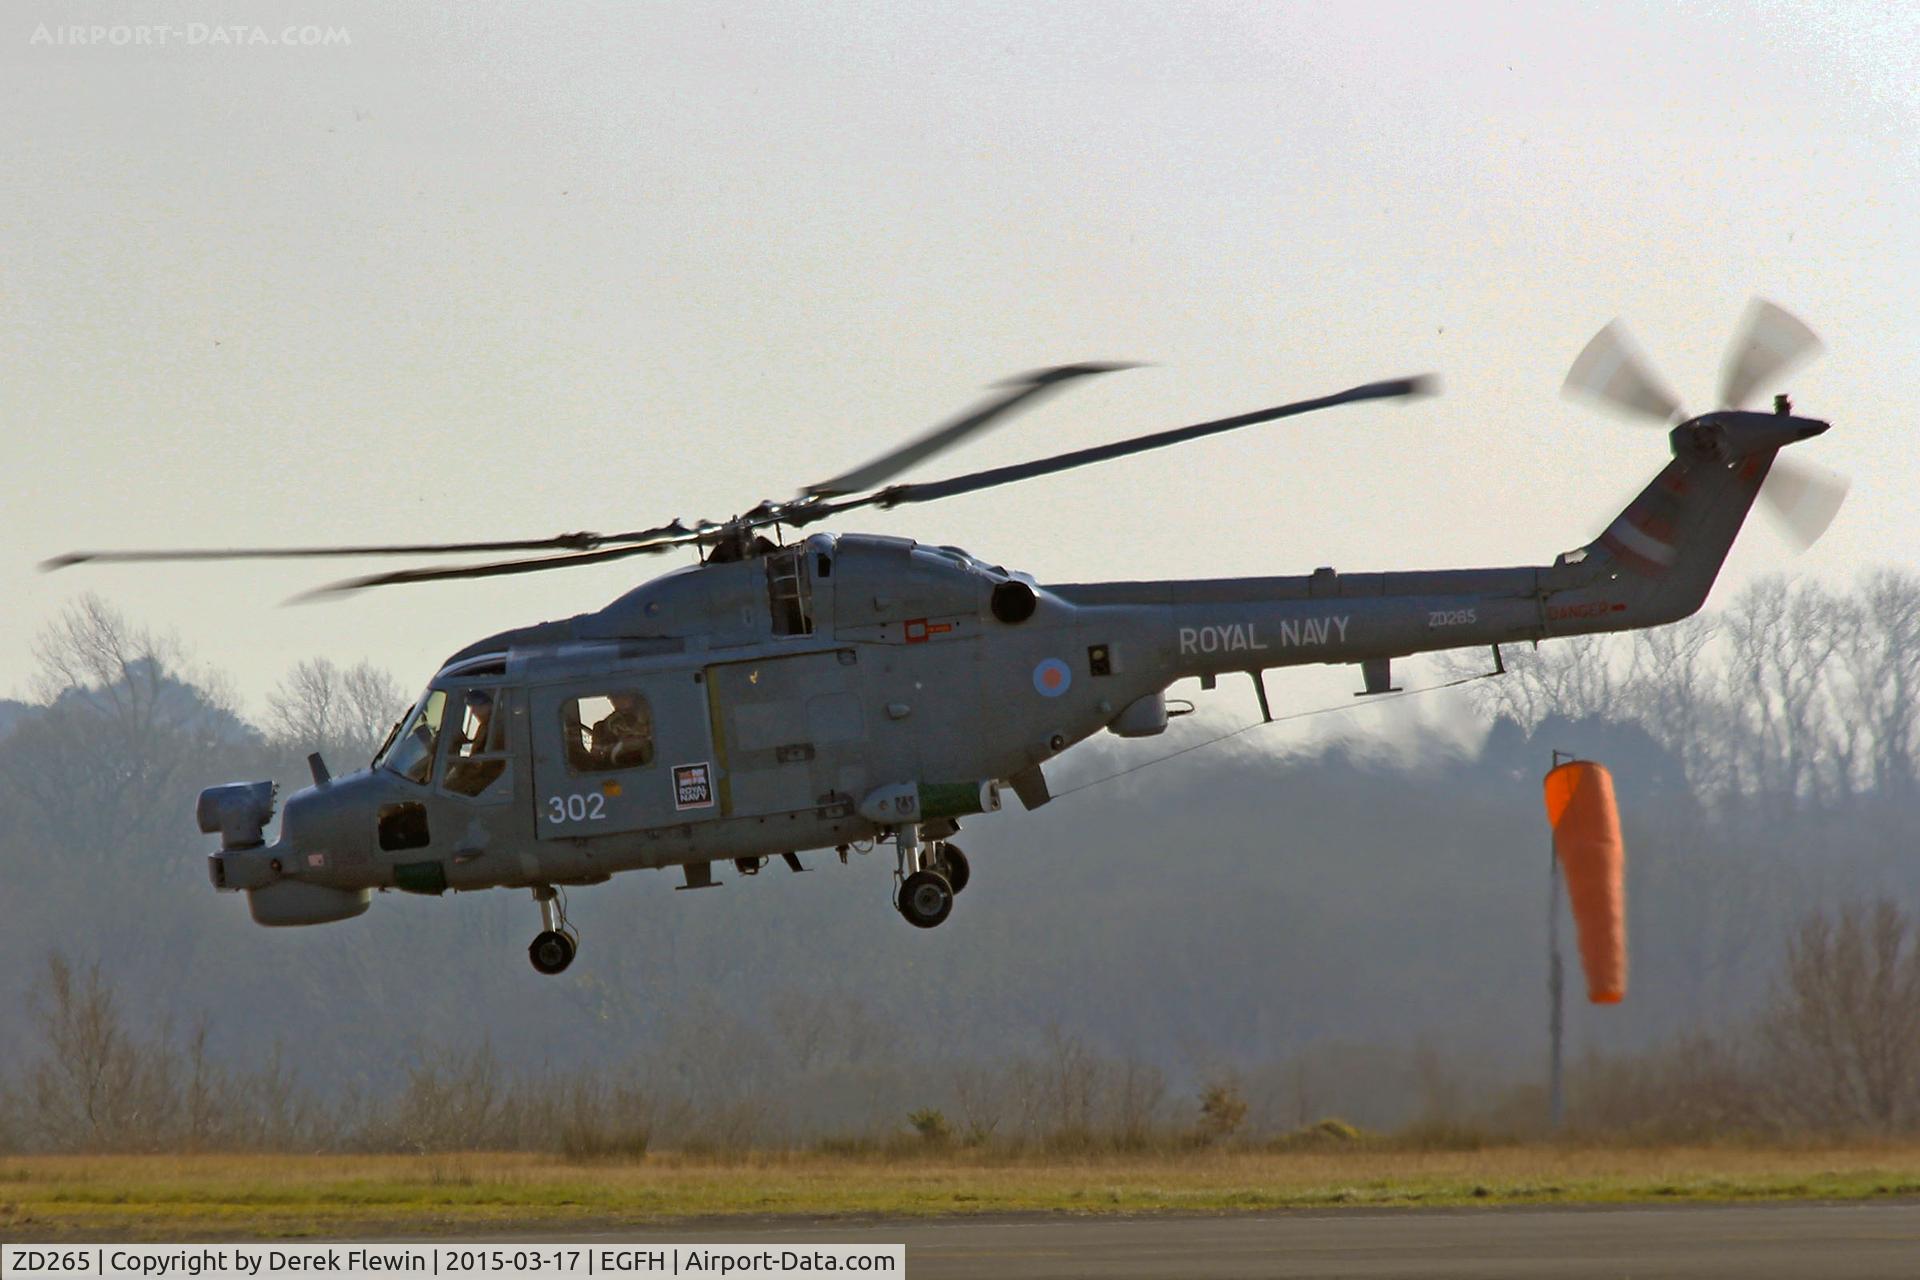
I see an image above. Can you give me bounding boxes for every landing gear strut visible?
[893,824,964,928]
[933,842,970,895]
[528,885,578,975]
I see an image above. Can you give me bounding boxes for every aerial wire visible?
[1050,661,1508,802]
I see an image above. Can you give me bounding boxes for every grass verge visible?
[6,1145,1920,1240]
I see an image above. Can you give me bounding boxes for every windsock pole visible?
[1547,749,1572,1132]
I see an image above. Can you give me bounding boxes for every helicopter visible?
[46,300,1847,974]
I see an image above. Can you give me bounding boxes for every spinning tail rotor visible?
[1562,297,1847,551]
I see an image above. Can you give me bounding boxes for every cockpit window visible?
[455,688,503,756]
[444,686,508,798]
[378,689,446,785]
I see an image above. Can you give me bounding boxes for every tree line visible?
[1446,569,1920,818]
[7,894,1920,1153]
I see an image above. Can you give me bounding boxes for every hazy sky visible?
[4,0,1915,738]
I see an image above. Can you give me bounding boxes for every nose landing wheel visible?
[529,929,576,975]
[528,885,579,975]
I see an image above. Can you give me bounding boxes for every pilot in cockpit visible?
[443,688,507,796]
[459,689,496,755]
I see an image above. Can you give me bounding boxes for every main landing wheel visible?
[897,869,954,929]
[529,929,576,975]
[934,843,970,895]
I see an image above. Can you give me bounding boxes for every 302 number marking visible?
[545,793,607,824]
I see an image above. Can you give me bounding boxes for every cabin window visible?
[378,690,446,785]
[443,686,508,798]
[563,691,655,772]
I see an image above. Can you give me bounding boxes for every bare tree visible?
[1721,577,1845,811]
[1445,632,1628,732]
[3,595,248,863]
[25,952,182,1151]
[1624,615,1729,794]
[1106,1055,1166,1148]
[951,1063,1005,1144]
[379,1044,504,1153]
[27,952,132,1146]
[1758,901,1920,1133]
[1004,1057,1049,1144]
[1037,1026,1102,1142]
[1443,573,1916,814]
[1831,570,1920,803]
[265,657,407,764]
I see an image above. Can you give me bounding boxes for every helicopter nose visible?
[197,780,277,849]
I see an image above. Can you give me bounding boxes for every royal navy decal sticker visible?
[1179,617,1349,654]
[1032,657,1072,697]
[672,761,715,810]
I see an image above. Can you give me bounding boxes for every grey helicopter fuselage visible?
[199,403,1821,934]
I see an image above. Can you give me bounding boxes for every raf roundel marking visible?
[1032,657,1072,697]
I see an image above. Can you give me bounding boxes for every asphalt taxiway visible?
[574,1201,1920,1278]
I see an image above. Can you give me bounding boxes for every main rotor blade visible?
[289,533,703,601]
[1720,298,1822,410]
[41,527,687,573]
[1562,320,1682,424]
[1759,454,1848,552]
[804,362,1138,498]
[809,375,1435,515]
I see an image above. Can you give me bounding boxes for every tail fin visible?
[1556,409,1836,632]
[1564,445,1774,630]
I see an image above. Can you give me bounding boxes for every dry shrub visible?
[1196,1078,1248,1143]
[550,1077,653,1162]
[15,900,1920,1156]
[1270,1117,1370,1151]
[907,1108,950,1145]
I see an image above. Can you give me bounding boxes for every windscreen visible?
[376,689,447,785]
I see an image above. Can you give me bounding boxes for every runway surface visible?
[561,1201,1920,1278]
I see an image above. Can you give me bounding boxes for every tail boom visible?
[1050,439,1778,687]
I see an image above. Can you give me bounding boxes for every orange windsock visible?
[1542,761,1627,1004]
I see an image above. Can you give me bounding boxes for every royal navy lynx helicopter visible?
[48,300,1847,974]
